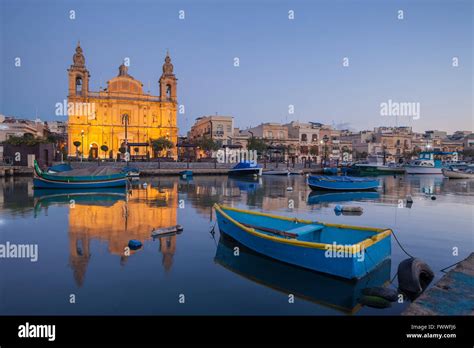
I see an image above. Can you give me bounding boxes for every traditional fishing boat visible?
[214,204,392,279]
[442,168,474,179]
[33,160,128,189]
[262,169,290,176]
[308,175,379,191]
[228,161,262,177]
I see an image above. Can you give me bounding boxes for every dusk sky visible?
[0,0,472,135]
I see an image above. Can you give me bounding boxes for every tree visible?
[247,137,267,155]
[73,141,81,158]
[100,145,108,158]
[151,137,174,157]
[194,136,219,155]
[309,145,319,156]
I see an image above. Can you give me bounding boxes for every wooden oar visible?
[241,222,298,239]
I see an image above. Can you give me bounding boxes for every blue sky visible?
[0,0,472,135]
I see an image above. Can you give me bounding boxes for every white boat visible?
[442,168,474,179]
[405,152,443,175]
[262,169,290,176]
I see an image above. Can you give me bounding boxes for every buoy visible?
[431,195,436,200]
[397,258,434,300]
[128,239,142,250]
[286,187,293,191]
[334,205,363,213]
[358,295,392,309]
[362,287,398,302]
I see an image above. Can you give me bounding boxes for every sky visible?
[0,0,472,135]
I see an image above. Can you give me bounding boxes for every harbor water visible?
[0,174,472,315]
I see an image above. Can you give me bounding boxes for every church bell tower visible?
[68,42,90,98]
[159,52,177,102]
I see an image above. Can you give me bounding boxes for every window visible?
[75,76,83,96]
[216,125,224,136]
[267,131,273,138]
[227,125,232,133]
[279,131,284,139]
[301,134,308,142]
[166,85,172,98]
[312,134,318,142]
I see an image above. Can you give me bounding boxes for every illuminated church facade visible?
[67,42,178,159]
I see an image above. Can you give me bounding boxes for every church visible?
[67,42,178,159]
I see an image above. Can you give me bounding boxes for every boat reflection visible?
[32,184,178,286]
[214,234,391,314]
[228,176,262,193]
[307,191,380,205]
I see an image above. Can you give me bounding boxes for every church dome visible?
[107,63,143,94]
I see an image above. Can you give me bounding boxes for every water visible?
[0,175,472,315]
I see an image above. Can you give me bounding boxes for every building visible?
[67,43,178,159]
[285,121,321,160]
[373,127,413,161]
[0,115,49,142]
[188,115,234,147]
[244,123,299,160]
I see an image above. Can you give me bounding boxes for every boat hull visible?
[308,175,379,191]
[262,170,289,176]
[214,205,391,279]
[228,168,262,177]
[33,176,128,189]
[405,166,442,174]
[442,168,474,179]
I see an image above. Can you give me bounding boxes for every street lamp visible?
[81,129,84,162]
[322,135,329,166]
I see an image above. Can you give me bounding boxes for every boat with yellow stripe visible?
[214,204,392,279]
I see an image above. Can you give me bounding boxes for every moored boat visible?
[405,151,458,175]
[33,160,128,189]
[262,169,290,176]
[214,204,392,279]
[179,170,193,179]
[228,161,262,177]
[122,166,140,179]
[442,168,474,179]
[308,175,379,191]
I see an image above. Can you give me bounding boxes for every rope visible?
[390,229,415,259]
[440,260,463,273]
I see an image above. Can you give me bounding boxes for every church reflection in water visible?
[33,183,178,287]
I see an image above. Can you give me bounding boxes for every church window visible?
[75,76,83,95]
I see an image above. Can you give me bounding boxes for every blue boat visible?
[215,234,391,314]
[33,160,128,189]
[228,161,262,177]
[308,175,379,191]
[179,170,193,179]
[307,191,380,204]
[47,163,73,173]
[323,167,338,175]
[122,166,140,179]
[214,204,392,279]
